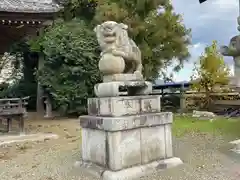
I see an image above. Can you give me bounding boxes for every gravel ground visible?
[0,119,240,180]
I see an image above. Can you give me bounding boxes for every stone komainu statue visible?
[221,35,240,57]
[220,35,240,87]
[220,35,240,67]
[94,21,142,75]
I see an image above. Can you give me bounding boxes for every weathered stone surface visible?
[140,126,166,164]
[98,53,125,75]
[75,157,183,180]
[81,128,107,166]
[108,129,141,171]
[81,122,174,170]
[80,112,172,131]
[94,81,152,97]
[88,95,161,117]
[164,124,173,158]
[74,160,105,178]
[103,73,143,82]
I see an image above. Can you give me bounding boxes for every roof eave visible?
[0,6,63,14]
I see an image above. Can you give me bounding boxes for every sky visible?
[167,0,239,82]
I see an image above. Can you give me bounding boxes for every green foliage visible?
[191,40,230,109]
[92,0,191,79]
[58,0,191,80]
[5,0,191,114]
[173,115,240,138]
[28,36,44,53]
[6,43,39,110]
[0,80,37,109]
[61,0,97,22]
[37,19,101,115]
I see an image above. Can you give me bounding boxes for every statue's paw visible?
[134,71,143,78]
[112,50,126,57]
[111,49,117,53]
[112,50,121,56]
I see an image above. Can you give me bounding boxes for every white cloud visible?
[168,43,205,82]
[212,0,238,8]
[168,0,238,81]
[166,41,234,82]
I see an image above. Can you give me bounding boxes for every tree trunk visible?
[36,53,44,114]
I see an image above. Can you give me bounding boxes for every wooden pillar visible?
[36,52,44,114]
[36,28,45,114]
[19,116,24,134]
[179,84,186,113]
[7,118,12,132]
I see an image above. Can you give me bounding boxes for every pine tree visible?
[63,0,191,80]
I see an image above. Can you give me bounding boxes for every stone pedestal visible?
[94,73,152,97]
[94,81,152,97]
[78,95,183,180]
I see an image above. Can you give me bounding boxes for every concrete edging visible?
[0,133,59,146]
[229,139,240,154]
[75,157,183,180]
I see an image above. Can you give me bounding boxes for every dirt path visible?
[0,118,239,180]
[0,118,84,180]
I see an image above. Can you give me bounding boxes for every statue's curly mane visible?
[94,21,142,74]
[114,26,131,50]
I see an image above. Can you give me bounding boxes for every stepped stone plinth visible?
[78,96,182,180]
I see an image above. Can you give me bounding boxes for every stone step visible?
[75,157,183,180]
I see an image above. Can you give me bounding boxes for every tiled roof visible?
[0,0,62,13]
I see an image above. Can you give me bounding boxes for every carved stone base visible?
[103,73,143,82]
[94,81,152,97]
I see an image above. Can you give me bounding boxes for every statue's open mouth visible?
[103,30,116,36]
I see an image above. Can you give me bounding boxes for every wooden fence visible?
[0,96,29,133]
[151,90,240,113]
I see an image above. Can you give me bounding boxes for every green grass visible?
[172,115,240,138]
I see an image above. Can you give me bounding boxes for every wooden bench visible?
[0,96,29,133]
